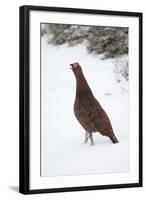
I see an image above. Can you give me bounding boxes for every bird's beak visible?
[70,64,73,70]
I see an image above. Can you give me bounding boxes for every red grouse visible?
[70,62,118,145]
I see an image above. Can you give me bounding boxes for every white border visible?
[30,10,139,189]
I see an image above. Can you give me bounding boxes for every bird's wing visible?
[78,104,103,133]
[79,102,112,135]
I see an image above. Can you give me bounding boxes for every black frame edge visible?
[20,5,142,16]
[22,183,141,195]
[19,6,30,194]
[138,13,143,187]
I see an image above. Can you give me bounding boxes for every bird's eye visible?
[73,63,78,68]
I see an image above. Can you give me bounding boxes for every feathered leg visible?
[84,131,89,144]
[89,133,94,145]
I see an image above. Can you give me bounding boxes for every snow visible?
[41,36,129,177]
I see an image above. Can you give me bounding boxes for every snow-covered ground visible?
[41,36,129,177]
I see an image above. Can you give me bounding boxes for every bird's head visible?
[70,62,82,74]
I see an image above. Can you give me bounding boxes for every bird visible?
[70,62,118,145]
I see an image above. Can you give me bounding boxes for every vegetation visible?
[41,24,128,59]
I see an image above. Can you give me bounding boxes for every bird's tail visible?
[109,134,119,144]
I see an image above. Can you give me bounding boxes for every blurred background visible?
[41,24,128,83]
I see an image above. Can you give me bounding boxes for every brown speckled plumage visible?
[70,62,118,145]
